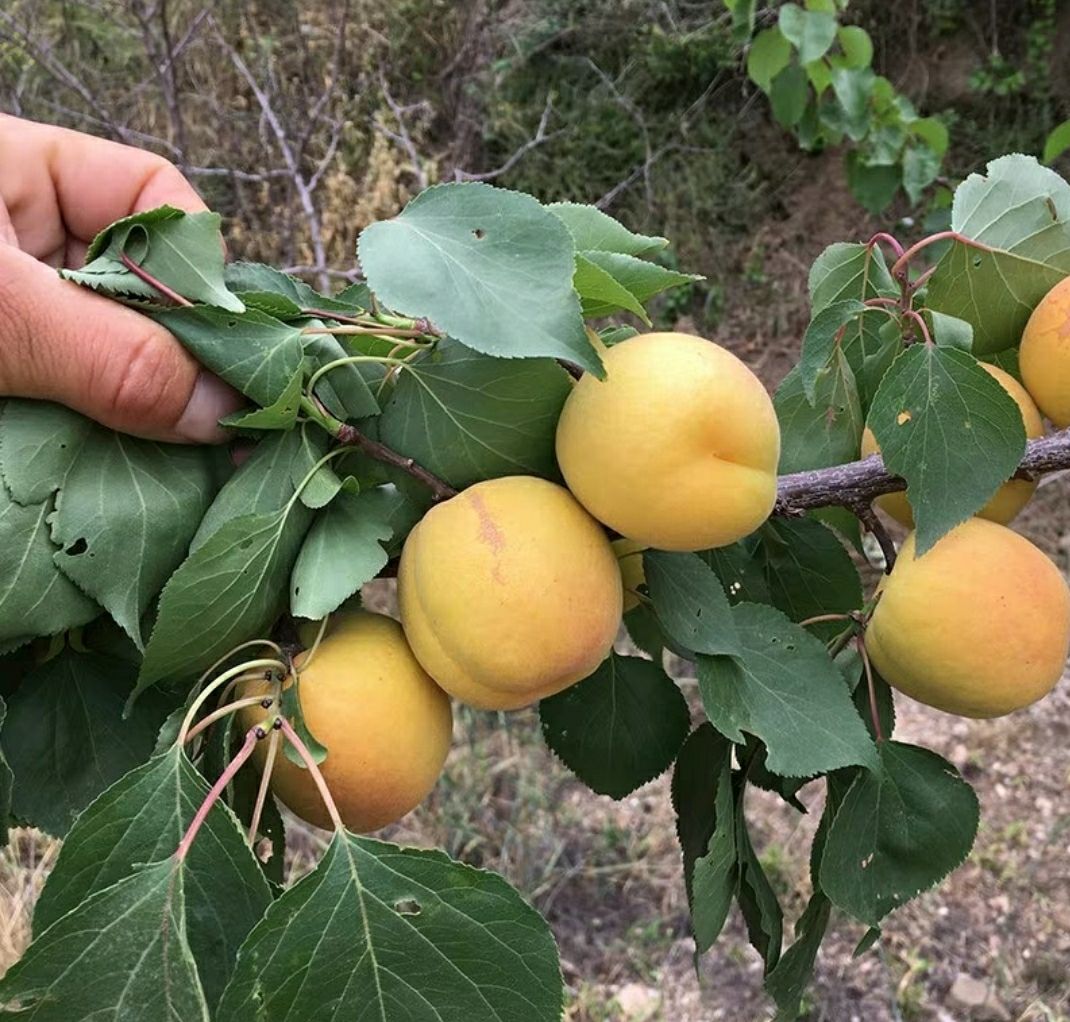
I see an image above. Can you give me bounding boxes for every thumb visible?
[0,244,242,443]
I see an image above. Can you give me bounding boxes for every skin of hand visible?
[0,114,243,443]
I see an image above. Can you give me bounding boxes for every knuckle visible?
[94,329,187,430]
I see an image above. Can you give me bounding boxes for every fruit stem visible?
[856,635,885,744]
[279,715,345,833]
[300,613,331,671]
[248,726,281,846]
[177,658,286,746]
[184,695,275,744]
[175,727,262,863]
[850,502,898,573]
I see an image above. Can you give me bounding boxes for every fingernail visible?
[175,372,243,443]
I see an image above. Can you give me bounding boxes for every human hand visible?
[0,115,242,442]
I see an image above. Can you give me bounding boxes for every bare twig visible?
[454,95,562,183]
[335,423,457,501]
[375,74,431,190]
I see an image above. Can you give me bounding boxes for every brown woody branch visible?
[774,427,1070,515]
[334,424,457,502]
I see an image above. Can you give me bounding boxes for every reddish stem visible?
[910,264,938,291]
[864,297,900,309]
[119,251,194,307]
[902,308,933,346]
[279,716,345,832]
[889,231,995,280]
[867,232,905,260]
[175,727,261,862]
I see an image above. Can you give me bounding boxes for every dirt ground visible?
[1,156,1068,1021]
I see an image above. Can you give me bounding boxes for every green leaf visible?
[902,144,941,203]
[725,0,757,42]
[191,430,306,551]
[830,67,875,140]
[868,344,1026,552]
[747,27,792,93]
[770,62,810,128]
[798,298,867,402]
[0,400,218,648]
[378,339,572,488]
[926,309,973,351]
[0,481,99,645]
[775,351,863,475]
[301,330,381,421]
[578,251,700,317]
[289,423,336,509]
[1043,119,1070,164]
[33,744,272,1009]
[136,503,313,696]
[63,206,243,312]
[809,242,896,314]
[819,742,979,926]
[358,181,602,374]
[910,116,948,157]
[152,306,306,406]
[547,202,666,256]
[539,652,690,799]
[224,261,364,316]
[837,25,872,68]
[926,154,1070,354]
[290,489,393,619]
[0,859,210,1020]
[671,724,738,952]
[574,253,650,321]
[221,368,304,431]
[697,603,878,777]
[765,892,832,1019]
[0,698,11,849]
[846,151,901,213]
[778,3,837,63]
[644,551,740,657]
[805,58,832,97]
[757,518,862,635]
[3,649,161,836]
[736,800,783,972]
[216,831,564,1021]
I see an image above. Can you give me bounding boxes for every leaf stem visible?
[279,716,345,832]
[184,694,275,744]
[856,635,885,744]
[119,251,194,306]
[305,354,406,397]
[300,613,331,671]
[888,231,995,280]
[867,232,905,260]
[248,727,281,846]
[177,658,286,746]
[799,613,852,628]
[901,309,933,347]
[302,324,425,340]
[175,727,262,863]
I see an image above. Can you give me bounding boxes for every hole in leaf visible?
[294,586,301,596]
[785,643,795,652]
[239,539,254,550]
[472,228,486,240]
[227,319,238,328]
[972,256,982,268]
[394,898,422,916]
[65,538,88,556]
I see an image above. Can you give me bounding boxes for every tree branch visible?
[774,427,1070,515]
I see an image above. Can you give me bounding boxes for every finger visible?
[0,115,207,266]
[0,245,242,443]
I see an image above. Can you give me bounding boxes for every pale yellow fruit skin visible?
[865,519,1070,718]
[398,476,622,710]
[861,363,1045,528]
[1020,275,1070,427]
[613,538,647,613]
[555,332,780,551]
[240,610,452,832]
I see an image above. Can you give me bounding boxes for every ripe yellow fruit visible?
[240,610,452,832]
[865,519,1070,718]
[613,538,646,613]
[860,363,1044,527]
[1020,275,1070,427]
[555,332,780,551]
[398,476,622,710]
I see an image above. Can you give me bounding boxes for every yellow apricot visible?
[1020,275,1070,427]
[398,476,622,710]
[613,538,647,613]
[240,610,451,832]
[865,519,1070,718]
[555,332,780,551]
[860,363,1044,527]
